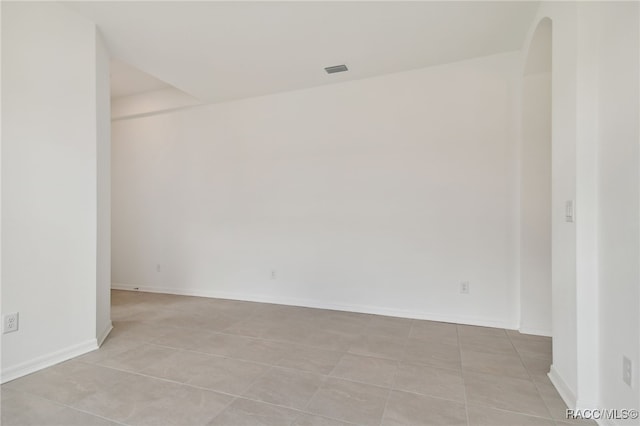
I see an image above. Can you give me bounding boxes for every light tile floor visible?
[1,290,593,426]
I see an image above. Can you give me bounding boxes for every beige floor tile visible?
[77,334,143,364]
[403,339,461,370]
[277,345,343,374]
[231,338,294,364]
[138,350,220,383]
[467,405,555,426]
[242,367,324,409]
[95,343,178,372]
[1,389,66,426]
[457,324,508,338]
[381,390,467,426]
[292,412,354,426]
[222,317,275,337]
[185,356,270,395]
[348,334,407,360]
[409,321,458,345]
[459,334,518,356]
[521,354,551,373]
[306,377,389,425]
[330,353,398,387]
[126,384,233,426]
[152,329,251,356]
[1,291,567,426]
[44,407,119,426]
[4,360,134,405]
[461,349,530,379]
[301,329,357,352]
[464,371,551,418]
[107,320,180,342]
[261,322,311,343]
[314,313,371,336]
[365,316,413,338]
[71,374,178,423]
[510,337,552,360]
[394,362,465,402]
[208,397,299,426]
[535,382,596,425]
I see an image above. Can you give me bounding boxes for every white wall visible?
[1,2,110,382]
[522,2,640,420]
[520,71,551,336]
[596,2,639,421]
[96,32,112,344]
[111,87,201,120]
[112,52,520,328]
[519,18,552,337]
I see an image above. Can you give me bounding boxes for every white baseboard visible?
[548,365,577,409]
[519,326,552,337]
[1,338,98,384]
[97,321,113,346]
[111,283,517,330]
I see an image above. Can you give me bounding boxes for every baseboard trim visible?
[111,283,517,330]
[97,321,113,346]
[519,326,552,337]
[548,365,577,409]
[1,338,98,384]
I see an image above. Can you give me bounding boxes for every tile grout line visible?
[456,324,472,426]
[506,330,558,422]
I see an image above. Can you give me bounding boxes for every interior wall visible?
[112,52,520,328]
[96,31,112,344]
[519,2,581,405]
[596,1,640,418]
[1,2,109,382]
[523,1,640,417]
[520,19,552,337]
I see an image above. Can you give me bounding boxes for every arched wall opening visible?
[520,18,552,336]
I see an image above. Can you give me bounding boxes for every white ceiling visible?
[110,59,170,98]
[68,1,539,103]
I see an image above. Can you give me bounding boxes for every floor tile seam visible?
[145,333,352,363]
[456,323,472,426]
[233,394,362,426]
[397,356,463,374]
[236,364,277,397]
[121,342,340,378]
[67,362,246,401]
[531,375,564,422]
[506,329,555,420]
[459,362,541,381]
[3,387,131,426]
[465,401,560,422]
[377,366,399,426]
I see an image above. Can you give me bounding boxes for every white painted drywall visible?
[1,2,110,381]
[596,1,640,419]
[520,71,551,336]
[96,32,112,344]
[522,2,640,416]
[520,2,581,406]
[112,52,519,328]
[519,18,552,337]
[111,87,201,120]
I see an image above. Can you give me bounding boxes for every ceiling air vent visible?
[324,64,348,74]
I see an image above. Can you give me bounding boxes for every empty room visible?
[1,1,639,425]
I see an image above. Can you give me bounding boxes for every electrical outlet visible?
[271,270,277,280]
[623,356,632,386]
[460,281,470,294]
[3,312,19,334]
